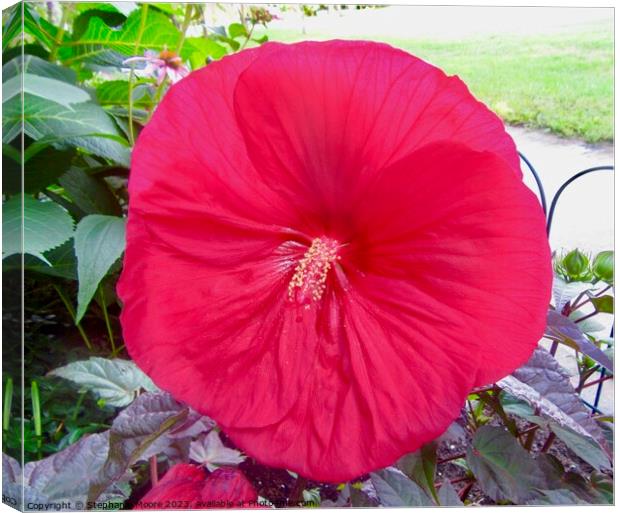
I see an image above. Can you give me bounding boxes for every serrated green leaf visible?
[49,357,157,407]
[58,167,122,216]
[22,3,65,50]
[466,425,545,503]
[3,94,130,164]
[72,8,127,40]
[2,55,77,83]
[3,196,75,263]
[96,80,152,107]
[59,7,183,66]
[74,215,126,322]
[2,3,22,51]
[370,467,434,507]
[3,74,91,107]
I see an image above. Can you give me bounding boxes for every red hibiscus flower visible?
[135,465,259,509]
[118,41,552,482]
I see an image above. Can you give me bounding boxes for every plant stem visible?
[53,284,93,351]
[581,375,613,389]
[175,5,193,55]
[573,311,598,324]
[150,455,159,486]
[49,4,70,61]
[31,381,42,459]
[128,3,150,145]
[99,286,117,355]
[459,481,475,502]
[240,22,256,50]
[147,5,193,123]
[540,432,556,453]
[71,391,86,422]
[437,452,466,465]
[571,284,613,312]
[522,425,539,451]
[3,378,14,431]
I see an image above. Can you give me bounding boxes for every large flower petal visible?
[224,284,479,482]
[350,141,552,385]
[128,43,302,231]
[232,40,519,219]
[119,217,321,429]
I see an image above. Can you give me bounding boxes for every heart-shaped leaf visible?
[466,425,545,503]
[48,357,157,407]
[370,467,434,506]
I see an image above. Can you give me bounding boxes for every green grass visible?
[259,27,613,143]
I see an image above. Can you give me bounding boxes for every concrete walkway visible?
[510,126,613,254]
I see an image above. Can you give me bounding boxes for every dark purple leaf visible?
[500,347,610,457]
[466,425,545,503]
[370,467,434,506]
[545,310,613,372]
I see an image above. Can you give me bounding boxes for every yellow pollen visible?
[288,237,339,307]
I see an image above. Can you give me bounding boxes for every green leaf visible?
[228,22,248,39]
[49,357,157,407]
[3,74,91,108]
[22,3,63,50]
[2,55,77,84]
[590,471,613,503]
[96,80,152,107]
[2,3,22,51]
[437,479,463,506]
[28,240,78,280]
[58,167,122,216]
[3,238,78,280]
[549,423,611,471]
[3,145,77,197]
[3,196,75,263]
[74,215,126,322]
[59,7,183,66]
[72,8,127,40]
[370,467,434,506]
[590,295,613,314]
[396,442,439,504]
[185,36,228,69]
[3,94,130,165]
[466,425,545,503]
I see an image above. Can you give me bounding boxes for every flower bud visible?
[592,250,614,284]
[560,249,591,281]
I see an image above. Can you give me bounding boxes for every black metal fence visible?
[520,152,614,413]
